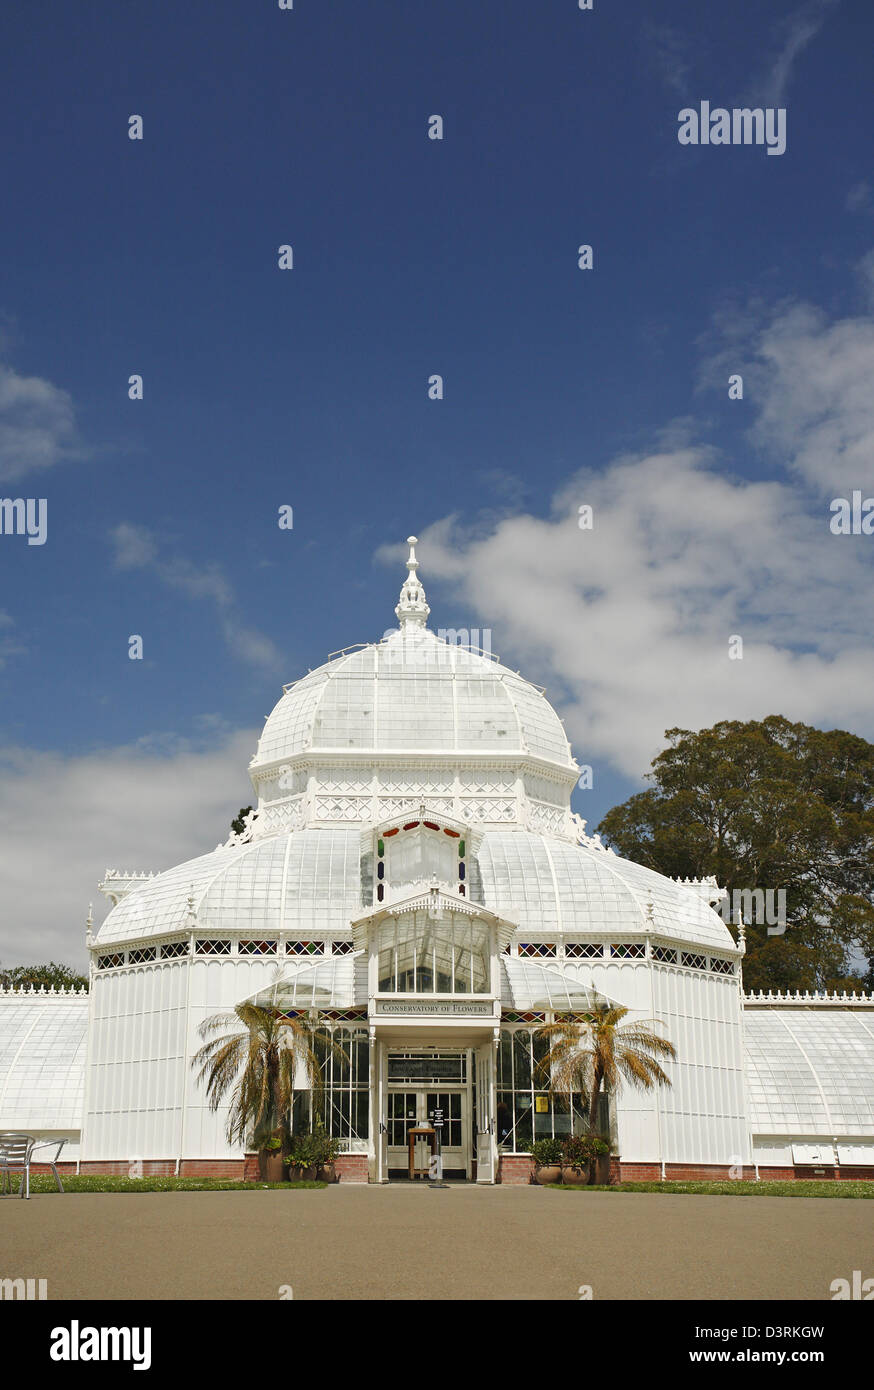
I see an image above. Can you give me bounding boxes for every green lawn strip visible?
[19,1176,326,1193]
[543,1180,873,1198]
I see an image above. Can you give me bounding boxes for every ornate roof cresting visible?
[569,812,614,854]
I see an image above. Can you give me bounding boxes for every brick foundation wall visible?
[334,1154,369,1183]
[78,1160,178,1177]
[498,1154,534,1185]
[68,1155,369,1181]
[179,1160,246,1179]
[614,1162,874,1182]
[496,1157,874,1185]
[49,1156,874,1184]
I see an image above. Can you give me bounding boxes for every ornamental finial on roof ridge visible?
[395,535,430,632]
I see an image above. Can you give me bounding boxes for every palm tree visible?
[535,1005,677,1132]
[193,1002,346,1151]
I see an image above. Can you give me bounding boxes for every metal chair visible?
[0,1134,67,1198]
[0,1134,37,1198]
[32,1138,67,1193]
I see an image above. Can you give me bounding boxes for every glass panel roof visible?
[0,996,89,1129]
[500,956,616,1012]
[246,957,359,1010]
[478,831,735,950]
[744,1008,874,1135]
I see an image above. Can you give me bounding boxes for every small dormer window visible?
[375,817,467,902]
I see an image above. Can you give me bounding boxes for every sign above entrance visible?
[388,1055,464,1082]
[374,999,496,1018]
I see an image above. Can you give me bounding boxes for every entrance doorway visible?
[385,1051,471,1180]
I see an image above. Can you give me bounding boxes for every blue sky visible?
[1,0,873,963]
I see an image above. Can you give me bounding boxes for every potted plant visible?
[285,1131,320,1181]
[527,1137,563,1185]
[560,1134,591,1185]
[260,1131,285,1183]
[587,1134,612,1186]
[560,1133,613,1185]
[311,1123,341,1183]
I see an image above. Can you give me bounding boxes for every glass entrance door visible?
[386,1088,468,1177]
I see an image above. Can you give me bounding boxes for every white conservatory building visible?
[2,539,874,1183]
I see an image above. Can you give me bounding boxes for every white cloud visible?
[749,300,874,495]
[698,258,874,496]
[404,453,874,782]
[847,181,873,214]
[109,523,282,670]
[0,364,79,481]
[0,731,257,970]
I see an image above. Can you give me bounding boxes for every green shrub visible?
[285,1121,341,1168]
[561,1133,611,1170]
[527,1137,564,1166]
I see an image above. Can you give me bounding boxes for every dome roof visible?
[251,631,574,770]
[249,538,575,775]
[95,826,734,952]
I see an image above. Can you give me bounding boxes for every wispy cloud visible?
[758,0,839,106]
[846,181,872,214]
[641,22,699,97]
[110,523,282,670]
[0,611,26,670]
[0,363,80,481]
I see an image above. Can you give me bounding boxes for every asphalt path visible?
[3,1186,871,1300]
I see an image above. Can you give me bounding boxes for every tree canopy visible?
[230,806,253,836]
[597,716,874,993]
[0,960,89,991]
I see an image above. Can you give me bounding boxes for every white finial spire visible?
[395,535,430,631]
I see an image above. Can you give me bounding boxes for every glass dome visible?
[250,539,575,776]
[251,629,574,770]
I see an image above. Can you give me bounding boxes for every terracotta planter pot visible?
[534,1164,562,1185]
[259,1152,285,1183]
[318,1162,337,1184]
[298,1164,319,1182]
[561,1163,590,1185]
[591,1155,612,1185]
